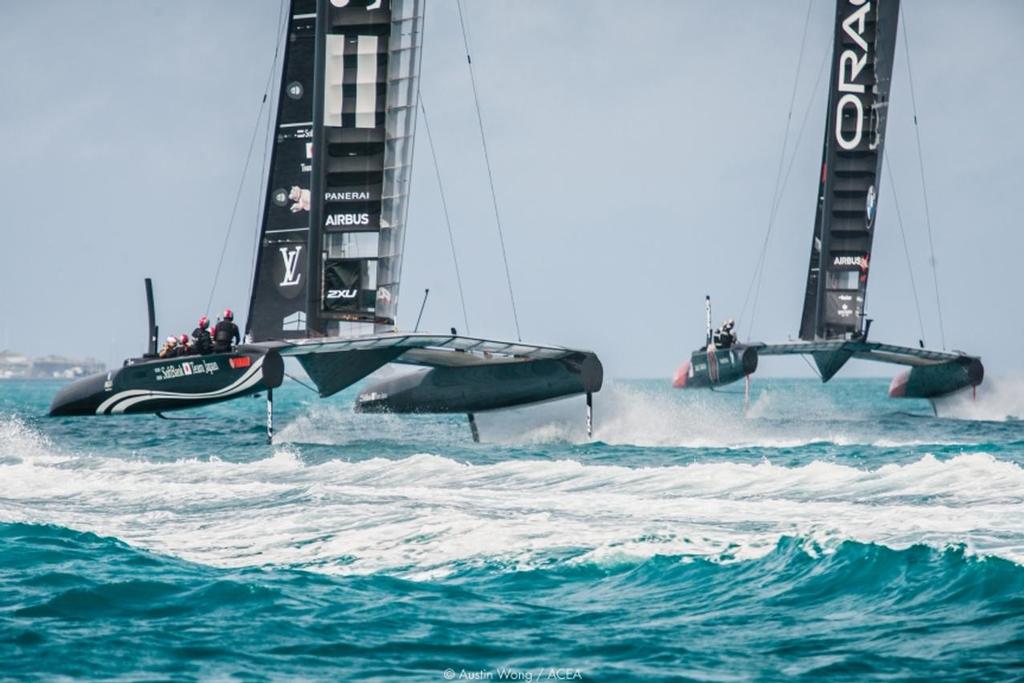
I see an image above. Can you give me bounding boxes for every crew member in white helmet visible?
[713,319,736,349]
[158,336,179,359]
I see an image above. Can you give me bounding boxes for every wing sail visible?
[247,0,424,342]
[246,0,318,342]
[798,0,901,341]
[311,0,423,338]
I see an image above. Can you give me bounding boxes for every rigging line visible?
[883,149,928,346]
[744,42,830,339]
[739,0,815,337]
[767,0,815,240]
[251,1,289,299]
[799,352,822,380]
[419,96,471,335]
[456,0,522,341]
[206,1,288,317]
[900,4,946,349]
[285,371,319,395]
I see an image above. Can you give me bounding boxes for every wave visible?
[2,417,1023,579]
[471,382,989,448]
[3,523,1022,679]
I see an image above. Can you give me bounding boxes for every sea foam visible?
[1,415,1022,580]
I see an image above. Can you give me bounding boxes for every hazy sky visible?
[1,1,1021,379]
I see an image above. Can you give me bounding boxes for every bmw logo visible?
[865,185,877,228]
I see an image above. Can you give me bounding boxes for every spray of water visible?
[1,415,1021,579]
[934,375,1024,422]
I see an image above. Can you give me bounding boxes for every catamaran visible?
[50,0,603,441]
[674,0,983,404]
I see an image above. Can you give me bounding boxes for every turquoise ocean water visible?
[1,376,1023,680]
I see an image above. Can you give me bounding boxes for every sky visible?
[0,0,1021,379]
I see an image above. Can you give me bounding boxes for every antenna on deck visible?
[705,295,713,347]
[144,278,158,357]
[413,288,430,332]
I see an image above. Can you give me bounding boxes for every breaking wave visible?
[2,416,1022,580]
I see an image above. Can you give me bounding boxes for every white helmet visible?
[166,336,178,344]
[723,319,735,329]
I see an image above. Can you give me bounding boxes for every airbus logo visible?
[833,255,867,268]
[325,213,370,227]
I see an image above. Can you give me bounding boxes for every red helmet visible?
[199,315,209,329]
[179,334,189,345]
[223,309,234,321]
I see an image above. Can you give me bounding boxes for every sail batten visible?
[798,0,900,341]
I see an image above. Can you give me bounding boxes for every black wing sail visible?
[248,0,422,342]
[311,0,422,338]
[247,0,318,342]
[798,0,900,341]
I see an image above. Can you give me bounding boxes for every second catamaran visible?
[674,0,983,403]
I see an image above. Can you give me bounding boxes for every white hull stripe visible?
[96,358,265,415]
[111,370,266,414]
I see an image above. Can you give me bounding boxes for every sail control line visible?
[673,0,982,405]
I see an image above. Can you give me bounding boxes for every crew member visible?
[713,319,737,349]
[192,316,213,355]
[158,335,178,359]
[213,309,241,353]
[175,334,192,357]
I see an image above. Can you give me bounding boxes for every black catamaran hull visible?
[888,357,984,399]
[356,353,603,413]
[672,346,758,389]
[49,349,284,416]
[755,341,983,400]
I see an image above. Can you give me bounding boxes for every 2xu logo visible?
[330,0,382,8]
[834,0,872,151]
[326,289,358,299]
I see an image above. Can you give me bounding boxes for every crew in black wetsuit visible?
[213,309,241,353]
[192,316,213,355]
[174,334,192,357]
[713,319,736,349]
